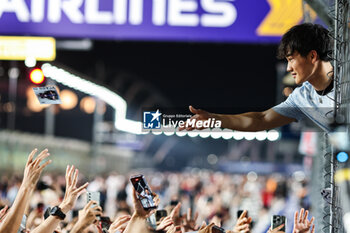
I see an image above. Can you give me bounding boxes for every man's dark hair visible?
[277,23,332,61]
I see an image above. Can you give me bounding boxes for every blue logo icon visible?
[143,110,162,129]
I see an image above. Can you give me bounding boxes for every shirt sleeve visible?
[272,91,305,121]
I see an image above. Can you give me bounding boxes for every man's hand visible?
[0,149,51,233]
[70,201,102,233]
[267,224,285,233]
[292,208,315,233]
[182,207,199,231]
[179,106,214,131]
[166,224,182,233]
[0,205,8,222]
[169,202,182,226]
[79,201,103,228]
[22,148,52,189]
[109,215,131,233]
[197,222,215,233]
[156,215,174,231]
[229,210,252,233]
[59,165,89,213]
[131,188,158,218]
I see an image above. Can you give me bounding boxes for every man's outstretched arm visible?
[185,106,295,132]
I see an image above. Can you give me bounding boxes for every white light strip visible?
[42,63,127,120]
[116,119,143,135]
[42,63,281,140]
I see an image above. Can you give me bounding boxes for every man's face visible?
[286,51,314,85]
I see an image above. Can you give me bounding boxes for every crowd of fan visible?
[0,149,315,233]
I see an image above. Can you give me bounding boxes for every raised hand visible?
[229,210,252,233]
[292,208,315,233]
[109,215,131,233]
[198,222,215,233]
[131,188,158,218]
[169,202,182,226]
[179,106,213,131]
[182,207,199,231]
[70,201,103,233]
[166,224,182,233]
[0,205,8,222]
[156,215,174,231]
[267,224,285,233]
[22,148,52,189]
[59,165,89,213]
[0,149,51,233]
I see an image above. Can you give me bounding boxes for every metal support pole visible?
[90,97,104,173]
[7,62,19,130]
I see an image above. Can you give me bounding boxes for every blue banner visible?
[0,0,311,43]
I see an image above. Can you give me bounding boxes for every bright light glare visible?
[60,90,78,110]
[152,129,162,135]
[267,130,280,141]
[222,129,234,139]
[244,132,255,141]
[115,119,143,135]
[199,129,211,138]
[211,128,222,139]
[255,131,267,141]
[188,131,199,137]
[337,152,349,163]
[207,154,218,165]
[233,131,244,140]
[30,68,45,84]
[25,57,36,67]
[176,131,187,137]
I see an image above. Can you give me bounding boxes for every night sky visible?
[55,40,280,115]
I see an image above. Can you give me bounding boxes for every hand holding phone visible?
[130,175,157,210]
[271,215,286,232]
[237,210,247,219]
[233,210,252,233]
[212,225,225,233]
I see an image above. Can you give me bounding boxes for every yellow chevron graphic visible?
[257,0,304,36]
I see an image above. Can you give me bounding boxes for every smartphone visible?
[155,209,168,221]
[271,215,286,232]
[237,210,247,219]
[212,225,225,233]
[170,200,179,206]
[37,203,44,213]
[87,191,100,208]
[44,207,50,220]
[100,216,112,229]
[130,174,157,210]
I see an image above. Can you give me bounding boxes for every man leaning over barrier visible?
[182,23,335,133]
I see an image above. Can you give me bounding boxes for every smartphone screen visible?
[212,225,225,233]
[271,215,286,232]
[130,174,157,210]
